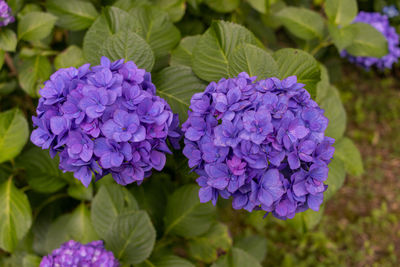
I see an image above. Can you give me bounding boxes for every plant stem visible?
[4,52,17,76]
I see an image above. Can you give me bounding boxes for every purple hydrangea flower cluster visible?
[182,73,335,219]
[0,0,14,27]
[31,57,180,187]
[341,11,400,70]
[40,240,119,267]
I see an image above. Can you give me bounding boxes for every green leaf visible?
[54,45,85,69]
[45,203,99,252]
[0,80,17,96]
[234,235,267,262]
[113,0,150,10]
[18,12,57,41]
[105,211,156,264]
[324,157,346,200]
[188,222,232,263]
[67,182,93,200]
[228,43,279,79]
[211,247,262,267]
[302,206,325,230]
[316,64,330,103]
[103,30,155,71]
[204,0,240,13]
[0,179,32,252]
[150,254,195,267]
[325,0,358,26]
[155,0,186,22]
[47,0,99,31]
[334,137,364,176]
[247,0,267,13]
[328,23,356,51]
[318,85,346,140]
[16,147,68,193]
[129,6,181,59]
[192,21,260,82]
[0,29,17,52]
[345,23,389,58]
[8,0,24,12]
[0,109,29,164]
[164,184,216,238]
[83,7,137,65]
[170,35,200,67]
[276,7,324,40]
[18,55,52,97]
[91,184,139,239]
[153,65,207,123]
[1,252,41,267]
[0,49,4,70]
[273,48,321,99]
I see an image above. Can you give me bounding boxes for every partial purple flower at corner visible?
[0,0,14,27]
[341,11,400,70]
[40,240,119,267]
[182,72,334,220]
[383,5,399,18]
[31,57,181,187]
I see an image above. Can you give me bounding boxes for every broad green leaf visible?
[113,0,150,10]
[130,173,173,231]
[0,49,4,70]
[0,80,17,96]
[328,23,356,51]
[18,12,57,41]
[318,85,346,140]
[170,35,200,67]
[47,0,99,31]
[302,206,325,230]
[192,21,260,82]
[129,6,181,59]
[325,0,358,26]
[150,254,195,267]
[273,48,321,99]
[235,235,267,262]
[91,184,139,238]
[1,252,41,267]
[105,211,156,264]
[0,179,32,252]
[164,184,216,238]
[345,23,389,58]
[18,55,52,97]
[334,137,364,176]
[67,182,93,200]
[8,0,24,12]
[16,147,68,193]
[316,64,330,103]
[211,247,262,267]
[247,0,267,13]
[0,109,29,163]
[83,7,138,65]
[103,30,155,71]
[228,43,279,79]
[204,0,240,13]
[155,0,186,22]
[188,222,232,263]
[54,45,85,69]
[324,157,346,200]
[153,65,207,123]
[0,29,17,52]
[45,204,99,252]
[276,7,324,40]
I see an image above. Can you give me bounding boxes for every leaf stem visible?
[310,40,333,56]
[4,52,17,77]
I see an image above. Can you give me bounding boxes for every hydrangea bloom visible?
[383,5,399,18]
[31,57,180,187]
[341,11,400,70]
[0,0,14,27]
[40,240,119,267]
[182,73,334,219]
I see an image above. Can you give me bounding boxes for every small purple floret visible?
[0,0,14,27]
[31,57,180,187]
[182,73,334,220]
[341,11,400,70]
[40,240,119,267]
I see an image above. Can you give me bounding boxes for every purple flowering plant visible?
[0,1,369,266]
[30,57,180,187]
[182,73,334,219]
